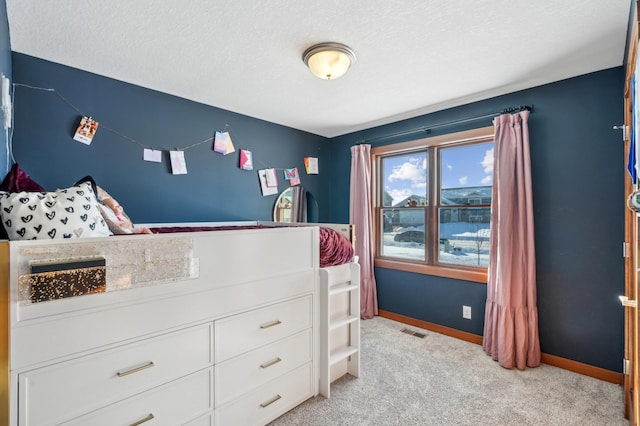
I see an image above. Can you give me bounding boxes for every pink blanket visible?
[319,227,354,268]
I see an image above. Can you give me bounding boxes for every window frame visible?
[371,126,494,283]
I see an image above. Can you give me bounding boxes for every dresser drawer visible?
[19,323,213,426]
[215,295,312,362]
[184,412,214,426]
[62,368,213,426]
[215,363,313,426]
[215,329,312,406]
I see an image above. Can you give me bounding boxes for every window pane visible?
[381,152,427,207]
[439,207,490,267]
[372,126,494,280]
[380,208,425,261]
[441,142,493,205]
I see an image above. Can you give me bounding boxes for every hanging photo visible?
[143,148,162,163]
[284,168,300,186]
[258,169,278,196]
[170,150,188,175]
[304,157,318,174]
[213,131,235,155]
[240,149,253,170]
[265,168,278,187]
[73,116,99,145]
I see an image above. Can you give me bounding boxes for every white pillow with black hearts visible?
[0,181,112,240]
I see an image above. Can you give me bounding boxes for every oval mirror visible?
[273,186,318,223]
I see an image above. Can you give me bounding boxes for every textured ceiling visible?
[5,0,632,137]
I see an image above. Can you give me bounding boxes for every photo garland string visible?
[10,83,319,195]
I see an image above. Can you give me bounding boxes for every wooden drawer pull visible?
[260,319,282,329]
[129,413,155,426]
[260,394,282,408]
[260,357,282,369]
[116,361,155,378]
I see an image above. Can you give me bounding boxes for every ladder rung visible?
[329,282,358,296]
[329,346,359,366]
[329,314,359,330]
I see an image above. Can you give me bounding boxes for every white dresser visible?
[214,295,314,425]
[1,226,320,426]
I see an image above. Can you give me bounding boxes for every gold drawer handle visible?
[260,394,282,408]
[116,361,155,378]
[129,413,155,426]
[260,357,282,369]
[260,319,282,329]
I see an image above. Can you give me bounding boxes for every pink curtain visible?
[350,144,378,319]
[483,111,541,370]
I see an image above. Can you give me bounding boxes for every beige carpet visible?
[270,316,626,426]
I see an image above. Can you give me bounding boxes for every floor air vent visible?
[400,328,426,338]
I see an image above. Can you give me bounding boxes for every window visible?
[372,126,494,283]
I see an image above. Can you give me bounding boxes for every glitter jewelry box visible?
[20,257,107,303]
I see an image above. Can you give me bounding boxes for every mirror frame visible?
[273,186,318,223]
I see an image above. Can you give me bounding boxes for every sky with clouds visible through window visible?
[383,142,494,206]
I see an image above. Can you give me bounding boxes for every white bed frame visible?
[0,222,358,425]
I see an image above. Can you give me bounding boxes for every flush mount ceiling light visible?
[302,42,356,80]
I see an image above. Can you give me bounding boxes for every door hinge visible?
[624,358,631,375]
[623,242,630,258]
[614,125,630,141]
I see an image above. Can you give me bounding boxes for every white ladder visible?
[319,262,360,398]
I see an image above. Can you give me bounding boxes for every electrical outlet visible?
[463,305,472,319]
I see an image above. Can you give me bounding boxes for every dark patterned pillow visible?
[0,181,112,240]
[0,163,46,240]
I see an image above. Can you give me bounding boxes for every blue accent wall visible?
[328,67,625,372]
[0,0,11,178]
[9,54,625,371]
[10,53,330,223]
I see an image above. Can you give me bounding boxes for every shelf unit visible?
[319,262,360,398]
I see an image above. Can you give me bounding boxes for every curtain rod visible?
[359,105,533,145]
